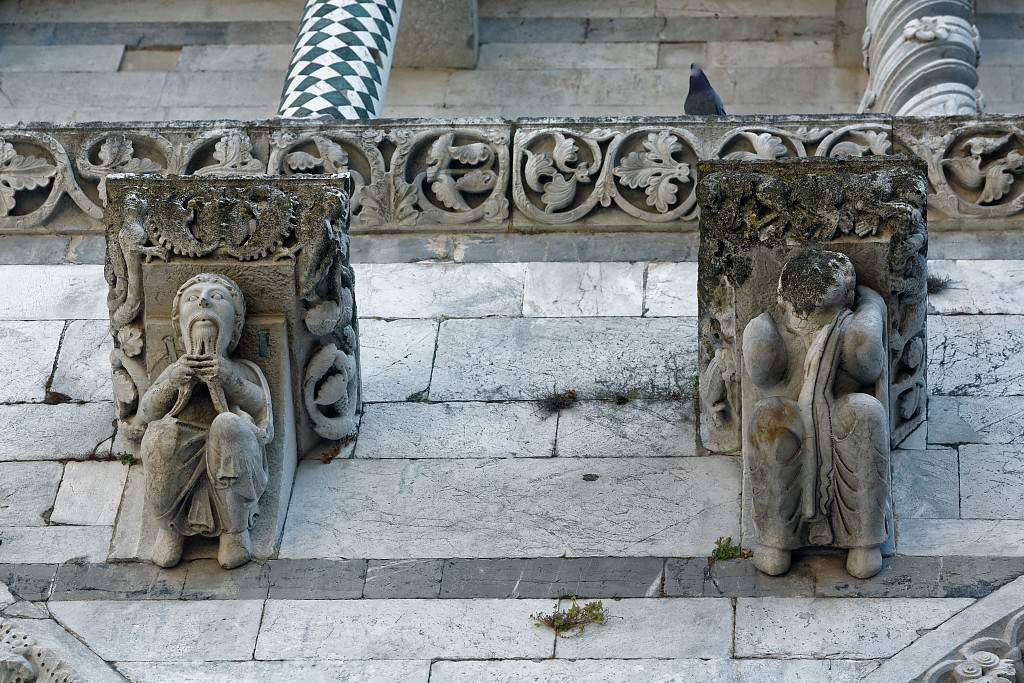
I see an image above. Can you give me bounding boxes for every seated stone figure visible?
[743,250,891,579]
[136,273,273,569]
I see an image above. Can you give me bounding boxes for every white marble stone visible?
[0,462,62,525]
[256,599,554,660]
[928,260,1024,315]
[735,597,974,659]
[0,265,107,320]
[899,519,1024,556]
[0,582,14,611]
[356,263,525,319]
[6,617,125,683]
[359,319,438,402]
[960,444,1024,519]
[892,448,959,520]
[929,315,1024,396]
[554,598,731,659]
[523,262,644,317]
[431,658,879,683]
[281,456,739,558]
[0,321,63,402]
[50,600,264,662]
[50,320,112,402]
[644,262,698,316]
[0,403,115,461]
[556,399,696,457]
[0,525,110,563]
[50,460,129,526]
[430,317,697,401]
[928,396,1024,445]
[356,401,556,458]
[117,660,430,683]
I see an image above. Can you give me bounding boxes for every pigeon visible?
[685,63,727,116]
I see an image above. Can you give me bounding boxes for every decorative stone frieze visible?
[0,618,83,682]
[0,116,1021,235]
[860,0,982,116]
[105,175,360,567]
[922,607,1024,682]
[696,157,928,578]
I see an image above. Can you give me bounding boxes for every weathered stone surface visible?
[5,616,125,683]
[360,319,438,402]
[177,44,291,71]
[430,317,696,401]
[356,401,555,459]
[440,557,664,599]
[812,554,943,598]
[928,396,1024,445]
[51,562,186,600]
[0,44,124,71]
[0,526,110,563]
[281,457,739,559]
[697,557,815,598]
[928,260,1024,314]
[50,599,264,661]
[556,399,696,457]
[50,319,112,402]
[268,559,366,600]
[555,598,732,659]
[900,519,1024,556]
[181,559,270,600]
[522,262,644,316]
[892,448,960,520]
[0,462,62,526]
[929,315,1024,396]
[960,444,1024,519]
[644,261,698,317]
[939,557,1024,598]
[480,42,658,70]
[356,263,525,319]
[0,236,71,265]
[0,403,115,461]
[735,597,974,658]
[363,559,442,599]
[117,660,431,682]
[0,265,106,319]
[0,321,63,403]
[2,600,48,618]
[393,0,478,68]
[0,564,57,602]
[50,460,128,526]
[0,582,13,611]
[257,599,554,660]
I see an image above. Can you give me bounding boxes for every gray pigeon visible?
[685,63,726,115]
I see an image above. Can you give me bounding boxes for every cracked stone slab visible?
[939,557,1024,598]
[356,401,556,458]
[899,519,1024,556]
[356,262,525,318]
[928,260,1024,314]
[50,319,112,402]
[116,660,431,682]
[554,598,732,659]
[0,321,63,402]
[430,317,697,401]
[735,597,974,659]
[255,599,554,660]
[522,262,644,316]
[0,265,107,320]
[644,261,698,316]
[50,460,128,526]
[51,562,186,601]
[280,456,739,559]
[556,399,696,457]
[665,557,817,598]
[0,461,62,525]
[364,559,442,599]
[928,396,1024,445]
[440,557,664,599]
[892,448,960,520]
[928,315,1024,397]
[959,444,1024,519]
[812,555,943,598]
[0,526,110,563]
[49,599,264,661]
[0,403,115,461]
[0,563,57,602]
[5,617,125,683]
[182,559,270,600]
[359,318,437,402]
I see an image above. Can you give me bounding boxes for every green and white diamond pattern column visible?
[279,0,403,120]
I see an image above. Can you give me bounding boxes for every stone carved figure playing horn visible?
[136,273,272,569]
[743,250,892,579]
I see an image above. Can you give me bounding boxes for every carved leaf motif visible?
[196,131,264,176]
[286,150,321,171]
[613,131,691,213]
[431,173,470,211]
[98,135,133,168]
[524,150,556,193]
[966,134,1011,157]
[979,151,1024,204]
[551,133,579,171]
[541,174,577,213]
[455,169,496,194]
[319,138,349,171]
[723,132,787,161]
[0,139,56,217]
[943,155,985,189]
[450,142,491,165]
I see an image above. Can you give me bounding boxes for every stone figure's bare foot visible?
[218,531,252,569]
[152,528,184,568]
[846,546,883,579]
[753,545,791,576]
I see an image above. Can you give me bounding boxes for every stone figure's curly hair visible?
[171,273,246,353]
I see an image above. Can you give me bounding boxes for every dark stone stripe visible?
[0,21,299,47]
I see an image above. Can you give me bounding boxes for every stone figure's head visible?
[171,273,245,357]
[777,250,856,324]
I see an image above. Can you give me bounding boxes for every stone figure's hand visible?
[190,355,238,388]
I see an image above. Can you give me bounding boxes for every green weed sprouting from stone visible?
[927,273,952,295]
[118,452,138,466]
[532,598,607,635]
[541,387,578,414]
[710,536,752,565]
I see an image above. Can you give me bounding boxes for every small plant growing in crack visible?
[927,273,953,295]
[532,598,606,636]
[541,387,578,414]
[709,536,752,565]
[118,452,138,466]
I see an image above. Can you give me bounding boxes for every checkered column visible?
[279,0,403,120]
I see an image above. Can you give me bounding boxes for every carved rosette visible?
[0,618,83,682]
[922,607,1024,682]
